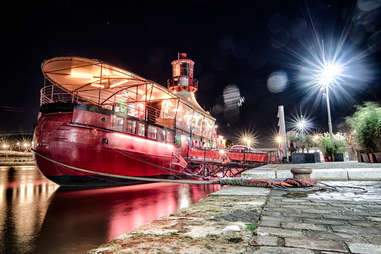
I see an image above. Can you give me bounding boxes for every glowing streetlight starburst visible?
[289,114,313,134]
[318,63,343,87]
[282,10,375,109]
[235,129,258,148]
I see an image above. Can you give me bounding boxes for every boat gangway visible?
[183,147,278,178]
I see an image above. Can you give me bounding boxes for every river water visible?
[0,166,220,254]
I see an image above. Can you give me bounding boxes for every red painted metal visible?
[34,111,182,187]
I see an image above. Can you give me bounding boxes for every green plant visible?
[346,102,381,152]
[286,132,314,152]
[318,133,347,157]
[246,223,255,232]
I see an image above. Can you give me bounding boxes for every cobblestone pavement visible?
[87,182,381,254]
[258,161,381,170]
[250,181,381,254]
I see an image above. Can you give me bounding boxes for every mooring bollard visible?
[290,168,313,181]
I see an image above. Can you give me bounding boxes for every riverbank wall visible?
[0,151,35,166]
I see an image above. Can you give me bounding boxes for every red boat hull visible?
[33,112,183,188]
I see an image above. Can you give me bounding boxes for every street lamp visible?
[243,137,252,147]
[318,63,343,136]
[275,135,282,144]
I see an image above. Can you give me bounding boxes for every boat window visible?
[127,102,145,120]
[180,62,189,76]
[176,102,192,133]
[157,128,165,142]
[112,116,124,131]
[126,120,136,134]
[202,118,214,139]
[137,123,145,137]
[167,130,174,143]
[192,112,203,136]
[147,125,157,139]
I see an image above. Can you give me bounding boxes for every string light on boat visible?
[110,80,129,88]
[70,71,94,79]
[90,84,105,88]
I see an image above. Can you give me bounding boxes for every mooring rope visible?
[31,149,368,193]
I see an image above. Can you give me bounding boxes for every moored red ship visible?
[33,53,224,187]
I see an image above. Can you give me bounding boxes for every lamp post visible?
[325,85,333,136]
[318,63,342,137]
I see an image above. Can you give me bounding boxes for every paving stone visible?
[304,230,360,241]
[250,235,278,246]
[301,208,336,214]
[255,227,304,238]
[261,211,282,217]
[347,168,381,180]
[261,216,298,222]
[365,235,381,245]
[332,225,381,235]
[285,212,324,219]
[302,218,348,225]
[250,246,314,254]
[285,238,347,252]
[350,221,379,227]
[323,214,363,220]
[259,219,281,228]
[210,186,270,196]
[281,222,327,231]
[368,217,381,222]
[320,252,350,254]
[347,242,381,254]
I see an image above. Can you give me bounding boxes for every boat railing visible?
[40,85,75,106]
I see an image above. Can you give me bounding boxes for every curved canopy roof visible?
[42,57,214,120]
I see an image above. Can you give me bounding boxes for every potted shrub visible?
[287,132,320,163]
[318,133,346,162]
[346,102,381,163]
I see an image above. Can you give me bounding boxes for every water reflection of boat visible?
[33,183,220,254]
[33,53,225,188]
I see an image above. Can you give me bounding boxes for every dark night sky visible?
[1,0,380,146]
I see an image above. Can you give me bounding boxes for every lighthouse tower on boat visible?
[167,53,205,112]
[167,52,198,93]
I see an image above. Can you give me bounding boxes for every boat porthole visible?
[102,138,108,145]
[101,117,106,123]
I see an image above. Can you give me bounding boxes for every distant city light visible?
[236,129,258,148]
[312,134,321,143]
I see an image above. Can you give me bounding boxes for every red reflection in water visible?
[35,181,220,253]
[53,182,220,241]
[1,166,220,254]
